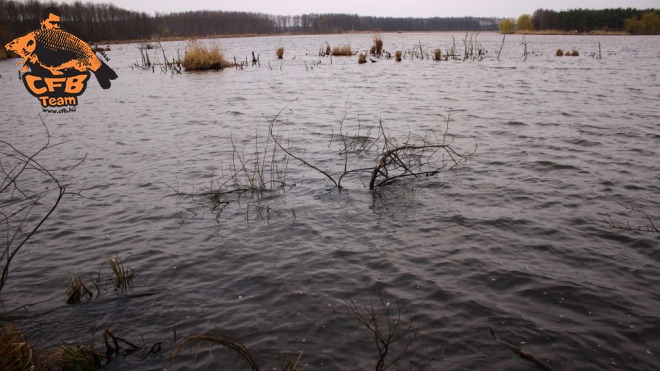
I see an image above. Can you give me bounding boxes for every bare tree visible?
[338,292,419,371]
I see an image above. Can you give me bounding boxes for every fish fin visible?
[93,59,117,89]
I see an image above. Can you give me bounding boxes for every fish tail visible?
[93,59,117,89]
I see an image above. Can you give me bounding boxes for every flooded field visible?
[1,32,659,370]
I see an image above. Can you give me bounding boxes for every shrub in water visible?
[434,48,441,60]
[555,48,564,56]
[372,33,383,55]
[395,50,402,62]
[358,53,367,64]
[571,49,579,56]
[332,44,353,56]
[182,41,231,71]
[276,47,284,59]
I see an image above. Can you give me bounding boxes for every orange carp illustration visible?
[5,28,117,89]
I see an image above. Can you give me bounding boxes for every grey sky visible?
[60,0,658,18]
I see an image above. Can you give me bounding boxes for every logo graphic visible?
[4,7,117,110]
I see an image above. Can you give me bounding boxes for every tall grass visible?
[434,48,442,60]
[108,257,134,292]
[332,44,353,56]
[181,41,231,71]
[372,33,383,55]
[1,324,48,370]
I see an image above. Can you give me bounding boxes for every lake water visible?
[1,32,659,370]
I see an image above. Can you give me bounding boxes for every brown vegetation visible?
[434,48,442,61]
[371,33,383,55]
[358,53,367,64]
[395,50,402,62]
[555,48,564,56]
[181,41,232,71]
[332,44,353,56]
[276,47,284,59]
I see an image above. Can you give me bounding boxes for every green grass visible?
[108,257,134,292]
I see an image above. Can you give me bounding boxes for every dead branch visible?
[338,292,419,371]
[605,204,659,235]
[1,117,84,297]
[488,326,553,371]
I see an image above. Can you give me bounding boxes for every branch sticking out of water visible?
[337,292,419,371]
[268,101,475,191]
[488,326,553,371]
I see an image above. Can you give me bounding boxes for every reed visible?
[332,44,353,56]
[53,344,103,370]
[372,33,383,55]
[169,331,259,370]
[555,48,564,56]
[108,257,134,292]
[276,47,284,59]
[66,273,93,304]
[358,53,367,64]
[0,324,50,370]
[395,50,402,62]
[181,41,231,71]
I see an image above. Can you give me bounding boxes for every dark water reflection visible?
[1,33,659,370]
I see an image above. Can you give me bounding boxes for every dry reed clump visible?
[372,33,383,55]
[555,48,564,56]
[434,48,442,60]
[0,324,49,370]
[181,41,231,71]
[332,44,353,56]
[358,53,367,64]
[395,50,402,62]
[276,47,284,59]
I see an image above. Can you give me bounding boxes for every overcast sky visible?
[60,0,658,18]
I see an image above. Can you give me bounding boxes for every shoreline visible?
[89,29,635,46]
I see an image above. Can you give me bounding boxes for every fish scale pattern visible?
[36,29,89,57]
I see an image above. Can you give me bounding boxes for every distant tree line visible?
[499,8,659,34]
[0,0,498,44]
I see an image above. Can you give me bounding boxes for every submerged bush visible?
[395,50,402,62]
[372,33,383,55]
[182,41,231,71]
[276,47,284,59]
[434,48,442,60]
[555,48,564,56]
[358,53,367,64]
[332,44,353,56]
[570,49,579,56]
